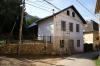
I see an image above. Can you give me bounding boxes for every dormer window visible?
[72,12,75,17]
[67,10,70,16]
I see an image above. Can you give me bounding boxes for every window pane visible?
[77,40,80,47]
[72,12,75,17]
[60,40,64,48]
[61,21,66,31]
[76,24,80,32]
[69,23,73,32]
[67,10,70,15]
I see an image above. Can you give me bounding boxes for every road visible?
[0,52,99,66]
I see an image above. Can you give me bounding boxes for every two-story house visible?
[37,5,86,54]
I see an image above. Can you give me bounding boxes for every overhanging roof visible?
[95,0,100,13]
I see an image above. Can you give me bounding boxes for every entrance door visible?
[69,40,75,54]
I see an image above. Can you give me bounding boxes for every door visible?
[69,40,75,54]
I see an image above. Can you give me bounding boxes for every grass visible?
[0,35,7,44]
[94,57,100,66]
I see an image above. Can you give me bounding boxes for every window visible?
[67,10,70,15]
[61,21,66,31]
[60,40,64,48]
[72,12,75,17]
[76,24,80,32]
[69,23,73,32]
[77,40,80,47]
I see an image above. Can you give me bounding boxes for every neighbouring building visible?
[83,20,99,51]
[95,0,100,14]
[95,0,100,49]
[37,5,86,54]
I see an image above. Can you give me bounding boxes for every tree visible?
[25,13,39,25]
[0,0,21,34]
[22,14,39,39]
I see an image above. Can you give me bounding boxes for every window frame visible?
[60,40,64,48]
[72,12,75,17]
[61,21,66,31]
[76,24,80,32]
[77,40,80,47]
[67,10,70,16]
[69,23,73,32]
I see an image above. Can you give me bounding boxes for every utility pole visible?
[19,0,25,44]
[18,0,25,56]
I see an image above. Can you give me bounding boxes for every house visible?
[83,20,99,51]
[95,0,100,13]
[37,5,86,54]
[95,0,100,49]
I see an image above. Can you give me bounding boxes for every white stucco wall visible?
[38,7,85,53]
[53,8,84,52]
[38,17,54,42]
[84,33,93,44]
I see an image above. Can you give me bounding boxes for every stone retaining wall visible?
[0,44,53,55]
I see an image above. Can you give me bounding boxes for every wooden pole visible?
[19,0,25,44]
[18,0,25,56]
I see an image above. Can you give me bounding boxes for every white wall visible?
[53,8,84,52]
[38,17,54,42]
[84,33,93,44]
[38,7,84,53]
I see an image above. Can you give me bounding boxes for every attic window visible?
[67,10,70,15]
[72,12,75,17]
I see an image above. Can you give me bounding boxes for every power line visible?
[27,0,52,9]
[26,1,88,20]
[26,2,69,18]
[26,2,52,13]
[26,2,82,20]
[26,0,43,3]
[76,0,97,18]
[43,0,61,10]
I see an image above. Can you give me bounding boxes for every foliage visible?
[0,0,21,34]
[26,16,39,25]
[95,59,100,66]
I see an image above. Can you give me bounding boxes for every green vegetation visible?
[26,16,39,25]
[0,35,6,44]
[0,0,39,40]
[0,0,21,34]
[94,56,100,66]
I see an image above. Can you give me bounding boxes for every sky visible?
[25,0,98,23]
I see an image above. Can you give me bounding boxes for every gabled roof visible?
[37,5,86,24]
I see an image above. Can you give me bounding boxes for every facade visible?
[37,5,86,54]
[95,0,100,49]
[83,20,99,51]
[95,0,100,13]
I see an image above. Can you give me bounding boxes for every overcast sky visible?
[25,0,98,22]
